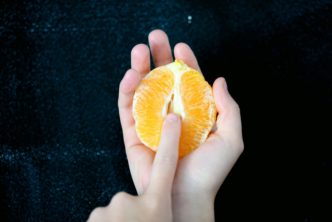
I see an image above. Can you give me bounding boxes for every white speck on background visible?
[188,15,192,24]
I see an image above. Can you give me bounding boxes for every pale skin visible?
[88,30,244,222]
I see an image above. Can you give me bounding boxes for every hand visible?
[117,29,244,221]
[88,113,182,222]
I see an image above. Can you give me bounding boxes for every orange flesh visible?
[133,60,216,157]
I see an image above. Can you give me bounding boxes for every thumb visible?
[213,77,243,147]
[147,113,181,195]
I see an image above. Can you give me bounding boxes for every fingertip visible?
[148,29,173,67]
[159,114,181,153]
[213,77,226,112]
[213,77,226,90]
[161,114,181,141]
[214,77,240,114]
[174,42,188,52]
[158,114,181,146]
[131,44,150,74]
[148,29,168,42]
[174,42,201,72]
[131,43,149,59]
[165,113,179,123]
[163,113,181,133]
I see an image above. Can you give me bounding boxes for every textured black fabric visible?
[1,0,331,221]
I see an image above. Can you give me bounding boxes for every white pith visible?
[161,60,189,118]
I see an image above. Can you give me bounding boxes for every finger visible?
[118,68,155,195]
[148,29,173,67]
[118,69,142,147]
[212,77,243,146]
[174,42,201,72]
[131,44,150,76]
[148,113,181,195]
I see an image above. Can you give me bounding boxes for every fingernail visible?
[166,113,178,122]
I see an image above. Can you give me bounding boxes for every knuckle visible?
[231,101,241,113]
[236,139,245,154]
[156,154,178,167]
[228,136,244,154]
[106,192,132,220]
[88,207,104,221]
[111,192,129,205]
[225,137,244,155]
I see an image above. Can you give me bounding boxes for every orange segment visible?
[180,70,216,156]
[133,67,174,149]
[133,59,216,157]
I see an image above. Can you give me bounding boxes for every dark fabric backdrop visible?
[1,0,331,221]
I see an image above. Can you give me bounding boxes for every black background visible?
[1,0,331,221]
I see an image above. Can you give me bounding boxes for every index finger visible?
[147,114,181,195]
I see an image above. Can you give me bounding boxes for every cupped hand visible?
[117,29,244,221]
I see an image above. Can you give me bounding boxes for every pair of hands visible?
[88,30,244,222]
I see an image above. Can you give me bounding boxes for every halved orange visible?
[133,59,216,157]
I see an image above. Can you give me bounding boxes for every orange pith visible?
[133,60,216,157]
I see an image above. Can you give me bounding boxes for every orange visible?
[133,59,216,157]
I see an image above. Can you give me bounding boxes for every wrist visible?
[172,192,215,222]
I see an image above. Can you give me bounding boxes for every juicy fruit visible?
[133,60,216,157]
